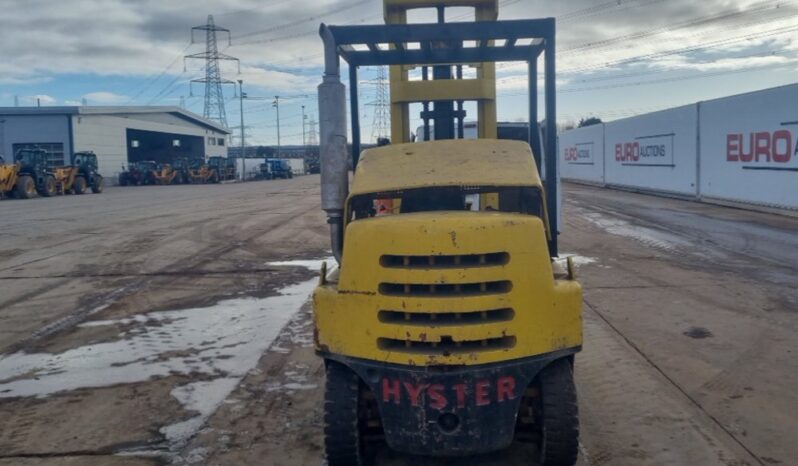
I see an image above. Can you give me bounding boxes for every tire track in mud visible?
[2,197,319,355]
[581,300,764,466]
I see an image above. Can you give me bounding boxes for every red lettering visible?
[427,384,447,410]
[382,378,401,404]
[740,133,753,162]
[754,131,771,162]
[496,376,517,402]
[773,129,792,163]
[403,381,428,407]
[475,380,491,406]
[727,134,739,161]
[615,144,622,161]
[454,383,467,409]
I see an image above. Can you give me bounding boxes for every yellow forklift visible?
[313,1,582,465]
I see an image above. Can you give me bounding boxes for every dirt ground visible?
[0,178,796,466]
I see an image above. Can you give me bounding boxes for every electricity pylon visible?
[184,15,240,127]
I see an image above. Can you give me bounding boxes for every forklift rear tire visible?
[39,175,57,197]
[324,362,371,466]
[15,175,37,199]
[73,176,87,194]
[91,175,104,193]
[538,359,579,466]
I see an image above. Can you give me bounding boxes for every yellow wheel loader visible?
[0,148,56,199]
[313,1,582,465]
[153,163,179,185]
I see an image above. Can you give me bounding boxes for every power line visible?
[232,0,373,41]
[562,0,794,54]
[125,42,192,104]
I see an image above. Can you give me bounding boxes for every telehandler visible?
[0,148,57,199]
[53,151,104,194]
[313,1,581,465]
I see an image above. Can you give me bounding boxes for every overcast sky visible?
[1,0,797,145]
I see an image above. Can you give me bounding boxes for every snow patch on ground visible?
[559,252,598,266]
[161,378,241,446]
[0,257,335,452]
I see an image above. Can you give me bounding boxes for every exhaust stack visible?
[318,24,348,263]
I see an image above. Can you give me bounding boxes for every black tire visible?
[39,175,56,197]
[538,359,579,466]
[91,175,104,193]
[73,176,87,194]
[118,174,128,186]
[15,175,37,199]
[324,362,371,466]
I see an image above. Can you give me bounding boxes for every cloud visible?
[2,0,798,136]
[24,94,57,105]
[82,91,129,104]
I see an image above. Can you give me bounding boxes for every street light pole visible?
[237,79,246,181]
[273,96,281,158]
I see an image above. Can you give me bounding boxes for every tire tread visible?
[540,359,580,466]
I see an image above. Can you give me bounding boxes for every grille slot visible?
[377,336,516,355]
[378,308,514,326]
[381,252,509,269]
[379,280,512,297]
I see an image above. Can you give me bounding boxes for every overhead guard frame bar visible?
[319,17,559,257]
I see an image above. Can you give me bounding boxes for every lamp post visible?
[273,96,281,158]
[237,79,246,181]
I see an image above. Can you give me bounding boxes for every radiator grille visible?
[378,308,514,326]
[377,336,517,355]
[381,252,509,269]
[378,280,511,297]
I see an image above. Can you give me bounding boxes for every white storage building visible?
[0,106,231,183]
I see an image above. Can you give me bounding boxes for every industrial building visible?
[0,106,231,183]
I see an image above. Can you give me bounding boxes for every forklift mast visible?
[318,0,559,256]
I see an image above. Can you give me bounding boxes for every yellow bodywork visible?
[385,0,498,143]
[188,165,217,183]
[154,165,179,185]
[314,140,582,367]
[314,212,582,366]
[0,163,20,193]
[351,139,541,196]
[53,167,78,192]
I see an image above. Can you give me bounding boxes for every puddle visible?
[684,326,713,339]
[582,213,691,252]
[0,257,335,450]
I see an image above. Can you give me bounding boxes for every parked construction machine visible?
[119,161,157,186]
[313,1,580,465]
[208,156,236,181]
[53,151,104,194]
[187,159,219,184]
[268,159,293,179]
[152,163,179,185]
[0,148,57,199]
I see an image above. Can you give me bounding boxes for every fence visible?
[559,83,798,211]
